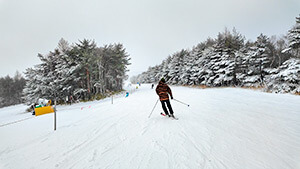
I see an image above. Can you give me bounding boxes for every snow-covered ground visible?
[0,84,300,169]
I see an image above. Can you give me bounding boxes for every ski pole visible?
[173,98,190,107]
[148,99,159,118]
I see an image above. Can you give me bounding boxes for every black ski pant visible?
[161,99,174,115]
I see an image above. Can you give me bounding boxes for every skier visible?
[70,96,73,105]
[31,103,36,115]
[46,100,51,106]
[151,84,154,89]
[66,96,69,104]
[155,78,176,118]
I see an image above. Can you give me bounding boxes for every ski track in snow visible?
[0,84,300,169]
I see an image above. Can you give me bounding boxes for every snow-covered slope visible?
[0,84,300,169]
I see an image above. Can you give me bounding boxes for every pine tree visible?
[286,14,300,57]
[208,29,245,86]
[243,34,274,86]
[12,71,26,104]
[168,50,188,84]
[0,73,26,108]
[185,46,200,85]
[270,35,291,67]
[161,56,172,80]
[93,44,130,93]
[0,76,14,107]
[69,39,96,100]
[23,67,42,104]
[55,39,78,101]
[133,19,299,94]
[267,58,300,93]
[23,38,130,104]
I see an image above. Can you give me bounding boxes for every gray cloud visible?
[0,0,299,77]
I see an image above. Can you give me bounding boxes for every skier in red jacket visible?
[156,78,176,118]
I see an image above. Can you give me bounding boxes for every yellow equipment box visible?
[35,106,55,116]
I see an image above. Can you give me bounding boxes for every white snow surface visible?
[0,84,300,169]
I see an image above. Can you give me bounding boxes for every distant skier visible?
[151,84,154,89]
[66,96,69,104]
[125,92,129,97]
[70,96,73,105]
[156,78,176,118]
[31,103,37,115]
[46,100,51,106]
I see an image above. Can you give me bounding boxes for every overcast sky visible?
[0,0,299,78]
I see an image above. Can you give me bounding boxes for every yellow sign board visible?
[35,106,55,116]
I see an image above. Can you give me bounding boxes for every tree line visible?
[132,15,300,94]
[23,39,131,104]
[0,71,26,108]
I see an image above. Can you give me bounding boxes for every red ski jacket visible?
[156,80,173,101]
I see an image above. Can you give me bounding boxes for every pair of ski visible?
[160,112,178,120]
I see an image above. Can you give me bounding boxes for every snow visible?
[281,47,291,53]
[0,84,300,169]
[0,104,29,126]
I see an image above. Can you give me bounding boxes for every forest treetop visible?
[23,38,131,104]
[132,15,300,94]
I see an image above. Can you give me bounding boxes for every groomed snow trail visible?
[0,84,300,169]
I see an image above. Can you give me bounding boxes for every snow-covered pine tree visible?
[148,65,161,83]
[39,50,61,102]
[94,45,113,94]
[140,66,152,83]
[110,44,130,90]
[111,43,131,90]
[167,49,188,85]
[285,14,300,57]
[23,66,44,104]
[186,44,202,85]
[267,58,300,94]
[193,48,212,85]
[256,34,273,68]
[154,64,164,83]
[98,44,130,91]
[23,38,131,104]
[244,34,274,86]
[180,43,208,85]
[161,56,172,80]
[208,28,244,86]
[0,73,26,108]
[133,20,299,94]
[244,46,261,86]
[234,50,248,86]
[189,39,217,85]
[69,39,96,100]
[90,43,131,94]
[180,51,193,85]
[55,38,78,101]
[11,71,26,104]
[270,35,291,68]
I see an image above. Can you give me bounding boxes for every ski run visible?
[0,84,300,169]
